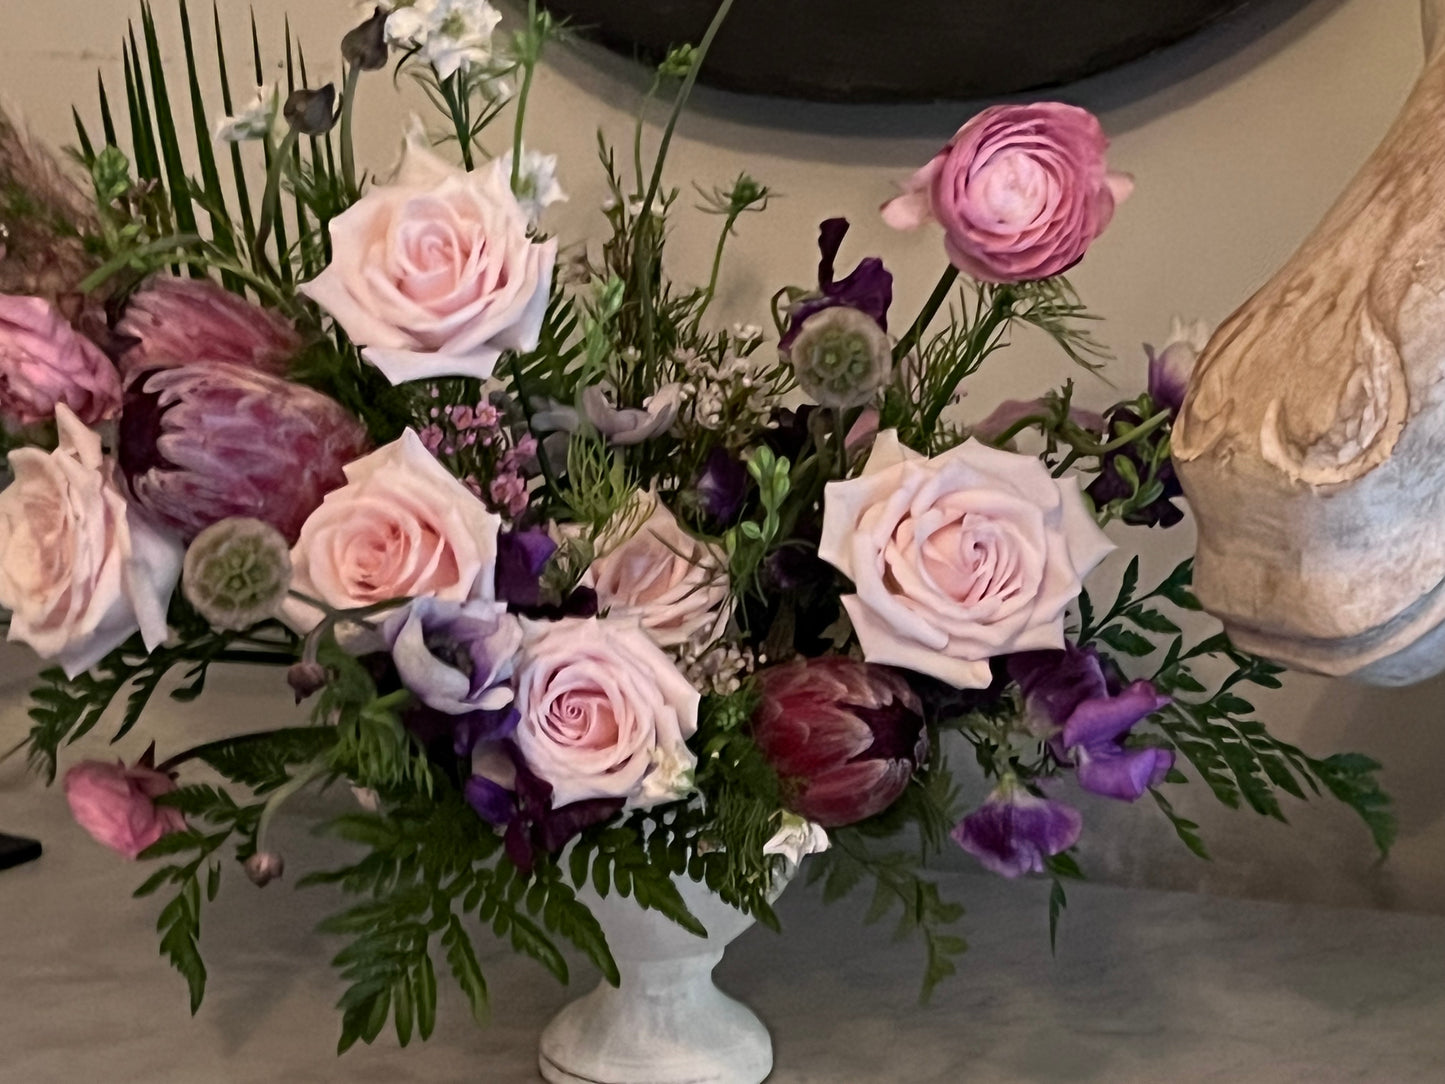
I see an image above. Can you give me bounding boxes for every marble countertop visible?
[2,755,1442,1084]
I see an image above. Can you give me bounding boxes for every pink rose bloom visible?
[583,495,731,649]
[0,294,121,426]
[64,759,186,859]
[881,103,1133,284]
[117,275,302,377]
[119,363,368,544]
[0,406,181,677]
[511,617,699,809]
[283,428,501,632]
[300,129,557,386]
[819,430,1114,689]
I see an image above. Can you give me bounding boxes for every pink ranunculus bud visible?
[0,293,121,426]
[752,657,928,828]
[118,362,369,544]
[116,276,302,378]
[63,759,186,860]
[882,103,1133,284]
[243,851,285,886]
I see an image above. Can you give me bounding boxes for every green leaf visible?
[1097,625,1154,657]
[442,914,489,1024]
[140,4,198,236]
[213,1,256,247]
[1047,879,1067,954]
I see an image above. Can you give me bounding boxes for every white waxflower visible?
[499,147,567,227]
[213,83,281,143]
[385,0,504,81]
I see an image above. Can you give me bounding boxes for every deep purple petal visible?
[1062,680,1170,751]
[537,797,626,855]
[951,790,1082,878]
[1147,343,1193,416]
[696,446,749,524]
[465,775,515,826]
[453,706,519,757]
[817,217,850,289]
[1009,644,1108,731]
[1076,746,1175,802]
[495,529,557,609]
[825,255,893,331]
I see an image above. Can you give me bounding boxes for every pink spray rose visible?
[282,429,501,632]
[510,617,699,809]
[881,103,1133,284]
[0,405,181,677]
[819,430,1114,689]
[116,275,302,377]
[0,294,121,426]
[64,759,186,859]
[583,494,731,649]
[118,362,369,544]
[753,657,927,828]
[301,128,556,386]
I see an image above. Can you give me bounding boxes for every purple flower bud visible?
[117,276,301,378]
[695,446,749,524]
[118,363,369,543]
[1146,319,1209,417]
[753,657,927,827]
[952,785,1082,878]
[341,7,389,71]
[494,529,556,610]
[283,85,337,136]
[244,851,285,887]
[287,660,328,702]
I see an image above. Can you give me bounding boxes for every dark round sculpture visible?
[543,0,1253,102]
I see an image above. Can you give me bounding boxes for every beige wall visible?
[3,0,1442,912]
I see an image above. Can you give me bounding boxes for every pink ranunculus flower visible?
[0,294,121,427]
[116,275,302,377]
[583,495,731,650]
[819,430,1114,689]
[300,127,557,386]
[881,103,1133,284]
[63,759,186,859]
[0,406,181,677]
[512,616,700,809]
[118,363,369,544]
[282,428,501,632]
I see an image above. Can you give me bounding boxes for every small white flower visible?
[385,0,504,81]
[213,83,281,143]
[499,147,567,227]
[763,813,830,867]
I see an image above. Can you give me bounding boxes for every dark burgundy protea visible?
[752,656,928,827]
[119,363,368,543]
[116,275,302,378]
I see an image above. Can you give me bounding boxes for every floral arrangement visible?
[0,0,1393,1054]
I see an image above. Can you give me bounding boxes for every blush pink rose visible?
[819,430,1114,689]
[0,406,181,677]
[0,294,121,426]
[64,759,186,859]
[300,129,556,386]
[512,617,699,809]
[584,495,731,649]
[282,428,501,632]
[881,103,1133,284]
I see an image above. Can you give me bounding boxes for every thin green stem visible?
[510,0,539,191]
[697,208,740,320]
[339,62,361,196]
[78,233,204,294]
[894,265,960,364]
[255,758,328,852]
[441,74,474,170]
[920,287,1012,435]
[255,128,299,279]
[983,414,1049,447]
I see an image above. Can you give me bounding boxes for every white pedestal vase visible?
[538,868,791,1084]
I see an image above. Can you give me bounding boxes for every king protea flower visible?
[117,276,302,377]
[752,656,928,827]
[118,363,368,543]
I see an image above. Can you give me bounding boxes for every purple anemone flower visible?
[380,598,523,717]
[779,218,893,350]
[952,784,1082,878]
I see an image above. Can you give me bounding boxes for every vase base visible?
[538,976,773,1084]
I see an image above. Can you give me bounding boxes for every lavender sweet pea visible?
[381,597,523,716]
[779,217,893,350]
[952,781,1082,878]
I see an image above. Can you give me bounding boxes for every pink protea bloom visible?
[0,294,121,426]
[116,275,302,377]
[752,657,928,828]
[64,759,186,860]
[118,362,369,543]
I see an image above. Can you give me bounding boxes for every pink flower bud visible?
[63,759,186,860]
[243,851,285,886]
[117,276,302,377]
[118,362,369,543]
[0,294,121,427]
[752,657,928,828]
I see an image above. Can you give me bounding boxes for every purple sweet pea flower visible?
[1085,405,1186,529]
[952,783,1082,878]
[696,446,749,524]
[1145,318,1209,417]
[970,397,1107,446]
[779,218,893,350]
[495,528,556,609]
[466,742,624,874]
[1010,645,1174,802]
[380,598,523,716]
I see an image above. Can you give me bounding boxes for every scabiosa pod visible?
[181,517,293,632]
[784,305,893,410]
